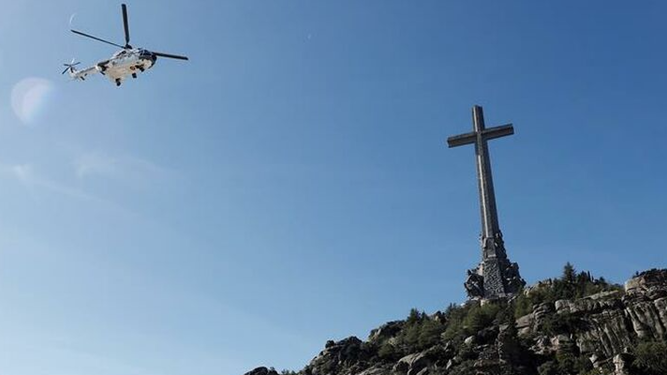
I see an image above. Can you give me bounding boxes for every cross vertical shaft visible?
[473,106,501,242]
[447,105,524,300]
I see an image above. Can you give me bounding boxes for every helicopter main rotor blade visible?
[153,52,189,61]
[71,29,125,49]
[122,4,130,47]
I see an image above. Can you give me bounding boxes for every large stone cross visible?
[447,105,525,300]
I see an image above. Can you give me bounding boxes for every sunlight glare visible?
[11,78,55,125]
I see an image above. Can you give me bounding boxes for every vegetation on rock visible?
[513,263,622,318]
[632,341,667,375]
[245,266,667,375]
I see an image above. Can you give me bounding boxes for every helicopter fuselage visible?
[70,49,158,86]
[66,3,188,86]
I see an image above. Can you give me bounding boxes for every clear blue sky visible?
[0,1,666,374]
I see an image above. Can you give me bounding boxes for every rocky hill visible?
[245,267,667,375]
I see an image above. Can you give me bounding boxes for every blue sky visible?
[1,1,666,374]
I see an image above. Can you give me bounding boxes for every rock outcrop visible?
[245,269,667,375]
[244,367,279,375]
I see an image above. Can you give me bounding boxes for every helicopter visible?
[63,3,189,86]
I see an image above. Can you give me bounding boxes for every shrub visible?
[542,312,583,336]
[463,302,501,334]
[377,341,398,360]
[633,341,667,375]
[537,360,558,375]
[579,369,612,375]
[418,318,445,348]
[441,303,471,343]
[573,354,594,373]
[391,308,447,355]
[513,290,535,318]
[406,308,425,325]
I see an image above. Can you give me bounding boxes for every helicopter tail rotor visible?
[62,59,81,75]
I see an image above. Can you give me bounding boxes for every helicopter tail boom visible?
[67,65,98,81]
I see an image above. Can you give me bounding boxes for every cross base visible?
[464,232,525,300]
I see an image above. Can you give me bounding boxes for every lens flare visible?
[11,78,55,125]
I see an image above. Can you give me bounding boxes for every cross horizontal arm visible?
[447,132,477,148]
[482,124,514,141]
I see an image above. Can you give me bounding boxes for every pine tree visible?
[562,262,576,283]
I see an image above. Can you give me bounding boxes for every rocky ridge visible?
[245,269,667,375]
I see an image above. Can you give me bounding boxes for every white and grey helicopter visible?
[63,3,188,86]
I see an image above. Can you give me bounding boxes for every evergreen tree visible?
[562,262,576,283]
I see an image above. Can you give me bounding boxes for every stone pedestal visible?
[464,232,524,300]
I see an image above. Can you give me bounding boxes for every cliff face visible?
[245,269,667,375]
